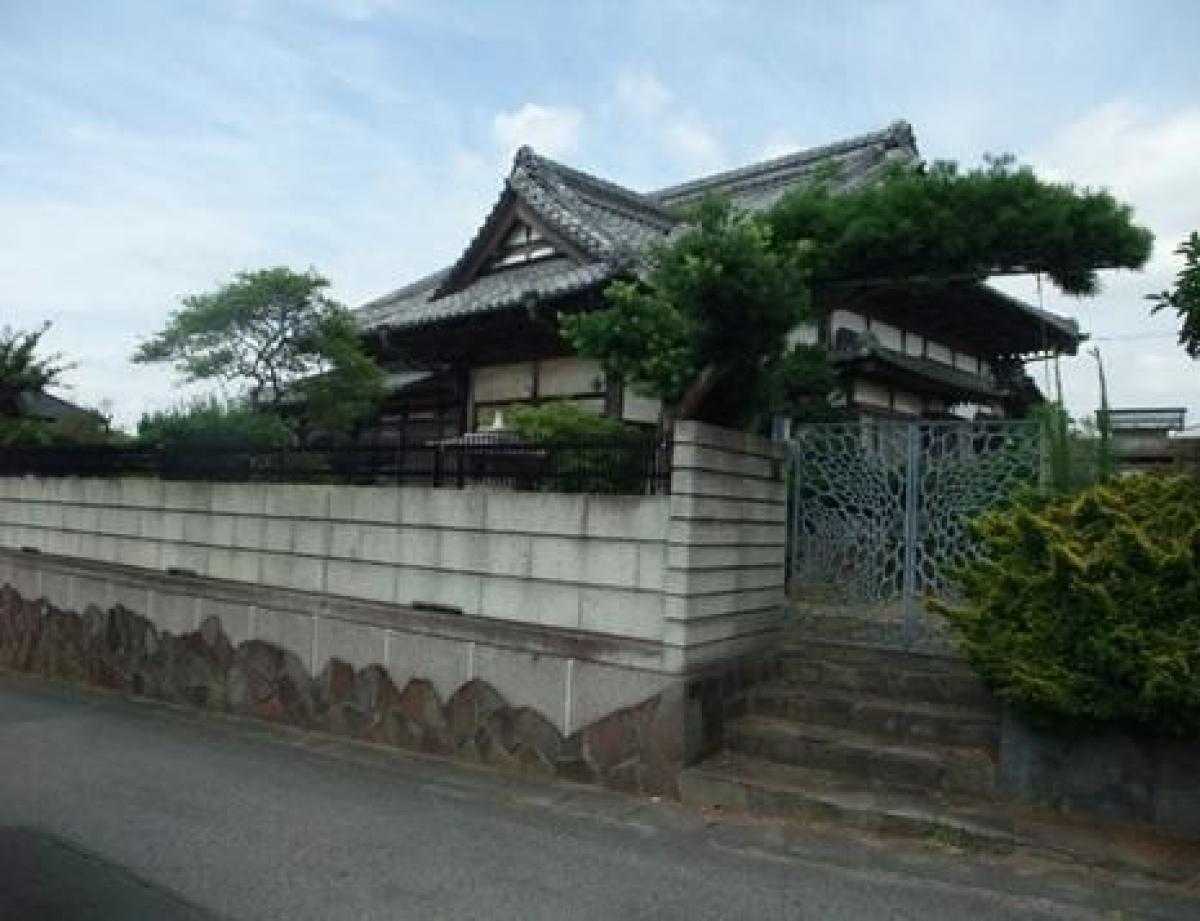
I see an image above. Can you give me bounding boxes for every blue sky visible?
[2,0,1198,426]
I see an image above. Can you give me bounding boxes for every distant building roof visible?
[15,390,98,422]
[1100,407,1187,434]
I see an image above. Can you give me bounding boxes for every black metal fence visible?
[0,435,672,496]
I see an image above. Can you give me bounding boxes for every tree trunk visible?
[670,363,726,424]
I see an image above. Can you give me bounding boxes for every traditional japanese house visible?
[355,121,1080,439]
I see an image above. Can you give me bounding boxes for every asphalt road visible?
[0,674,1194,921]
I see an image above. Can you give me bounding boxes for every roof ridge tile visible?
[651,120,916,204]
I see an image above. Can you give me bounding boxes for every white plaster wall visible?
[829,310,866,334]
[872,321,902,351]
[471,362,534,402]
[926,341,954,365]
[954,352,980,374]
[537,357,605,398]
[622,388,662,424]
[853,380,892,408]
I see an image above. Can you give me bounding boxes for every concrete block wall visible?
[0,479,670,648]
[0,422,786,794]
[664,423,788,671]
[0,422,786,675]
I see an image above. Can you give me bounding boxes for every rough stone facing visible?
[0,584,683,796]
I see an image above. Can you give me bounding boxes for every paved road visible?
[0,675,1194,920]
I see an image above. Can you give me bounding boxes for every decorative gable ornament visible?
[486,220,559,273]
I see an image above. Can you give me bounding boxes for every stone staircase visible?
[681,639,1200,880]
[678,608,1200,882]
[680,637,1027,848]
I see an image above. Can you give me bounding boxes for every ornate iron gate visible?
[787,420,1041,649]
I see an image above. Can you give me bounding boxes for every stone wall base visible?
[0,548,776,799]
[0,581,695,796]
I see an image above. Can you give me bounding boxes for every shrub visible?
[508,403,654,495]
[931,475,1200,735]
[508,403,631,440]
[136,399,292,451]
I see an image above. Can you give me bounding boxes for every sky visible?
[2,0,1198,428]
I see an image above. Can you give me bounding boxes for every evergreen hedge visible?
[932,475,1200,735]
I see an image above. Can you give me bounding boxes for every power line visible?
[1088,333,1178,342]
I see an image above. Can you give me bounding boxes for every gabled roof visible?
[358,123,920,334]
[652,121,919,211]
[357,120,1074,362]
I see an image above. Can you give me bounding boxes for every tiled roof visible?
[360,257,613,331]
[979,284,1081,349]
[359,120,1076,360]
[358,123,921,333]
[651,121,919,211]
[833,342,1005,402]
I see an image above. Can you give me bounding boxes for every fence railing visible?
[0,435,672,496]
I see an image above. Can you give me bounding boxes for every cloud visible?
[616,68,672,119]
[1034,101,1200,261]
[612,67,722,172]
[0,13,498,425]
[661,117,722,170]
[492,103,583,159]
[1005,101,1200,423]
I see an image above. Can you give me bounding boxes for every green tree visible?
[769,155,1153,295]
[1148,231,1200,358]
[0,322,71,417]
[562,196,816,428]
[564,157,1152,430]
[132,267,384,432]
[136,399,293,451]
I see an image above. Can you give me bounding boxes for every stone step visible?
[681,752,1013,845]
[749,684,1000,749]
[778,641,995,708]
[727,714,997,796]
[786,610,959,656]
[679,752,1200,883]
[781,637,973,672]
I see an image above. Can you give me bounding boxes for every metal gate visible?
[787,420,1041,649]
